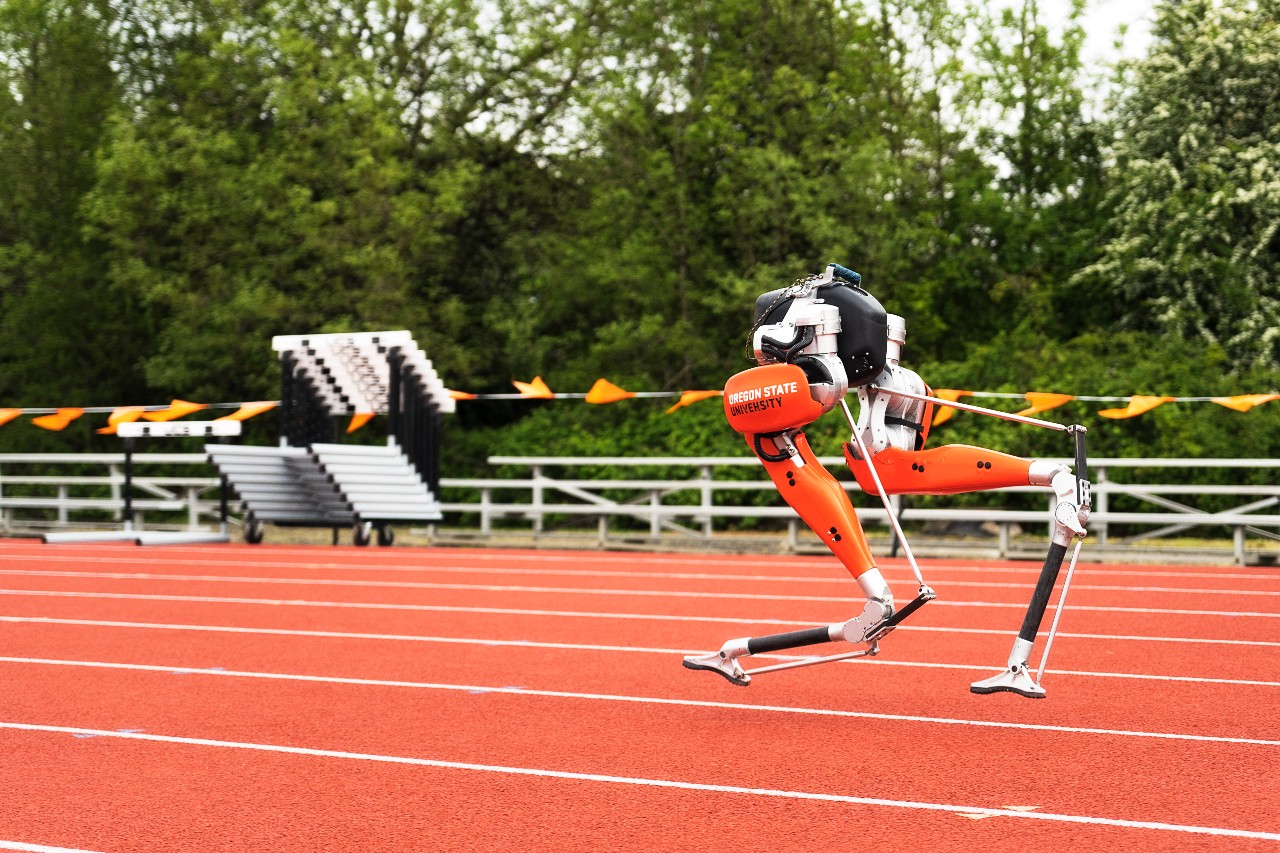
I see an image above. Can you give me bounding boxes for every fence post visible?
[1234,526,1246,565]
[531,465,544,536]
[1095,465,1109,545]
[108,464,121,520]
[480,488,492,535]
[650,491,661,538]
[699,465,713,538]
[57,485,68,524]
[187,487,200,530]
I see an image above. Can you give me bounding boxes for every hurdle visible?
[207,331,451,546]
[42,420,241,546]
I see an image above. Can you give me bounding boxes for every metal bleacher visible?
[206,331,453,545]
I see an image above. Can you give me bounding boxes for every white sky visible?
[1041,0,1157,64]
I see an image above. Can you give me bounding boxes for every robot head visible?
[752,280,888,387]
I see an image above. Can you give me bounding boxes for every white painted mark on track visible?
[1,722,1277,841]
[4,555,1280,596]
[0,842,103,853]
[5,612,1278,649]
[4,657,1279,742]
[3,617,1280,687]
[11,542,1279,582]
[0,587,1276,626]
[2,571,1279,615]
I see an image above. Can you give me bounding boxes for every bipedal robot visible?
[682,263,1092,698]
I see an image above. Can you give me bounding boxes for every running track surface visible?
[0,539,1276,852]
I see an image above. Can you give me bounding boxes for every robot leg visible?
[846,441,1092,698]
[749,428,895,642]
[685,361,901,684]
[682,429,894,686]
[972,458,1091,698]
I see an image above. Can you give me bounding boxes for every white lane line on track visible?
[8,614,1280,690]
[4,612,1277,648]
[3,724,1278,842]
[1,587,1277,623]
[12,544,1279,581]
[3,725,1278,843]
[4,570,1280,609]
[0,843,102,853]
[6,553,1280,591]
[2,665,1279,748]
[4,627,1280,690]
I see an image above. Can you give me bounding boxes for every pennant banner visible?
[665,390,723,414]
[346,412,376,434]
[142,399,208,422]
[217,401,278,422]
[32,408,85,431]
[1015,392,1075,418]
[586,379,636,405]
[1097,395,1176,419]
[97,406,147,435]
[930,390,971,426]
[512,376,555,399]
[1212,393,1280,413]
[2,383,1276,431]
[3,401,278,434]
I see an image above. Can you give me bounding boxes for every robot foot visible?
[682,638,751,686]
[970,662,1046,699]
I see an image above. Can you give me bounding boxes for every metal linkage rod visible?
[868,385,1070,432]
[1036,538,1084,683]
[746,645,879,676]
[840,400,929,589]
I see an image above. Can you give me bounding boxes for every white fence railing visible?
[0,453,225,531]
[461,456,1280,564]
[1,453,1277,563]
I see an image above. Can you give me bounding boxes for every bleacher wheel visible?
[353,521,373,547]
[244,517,264,545]
[377,525,395,547]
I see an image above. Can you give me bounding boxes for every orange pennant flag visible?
[0,408,22,427]
[1211,393,1280,413]
[1097,395,1176,419]
[142,399,207,422]
[346,412,375,433]
[32,408,85,431]
[512,376,555,399]
[96,406,147,435]
[217,401,277,422]
[585,379,637,405]
[448,390,478,401]
[1015,392,1075,417]
[665,390,722,414]
[930,389,969,426]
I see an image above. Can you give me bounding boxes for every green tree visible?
[82,0,464,402]
[0,0,142,440]
[1075,0,1280,370]
[966,0,1107,334]
[496,0,994,392]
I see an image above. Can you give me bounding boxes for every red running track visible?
[0,539,1277,852]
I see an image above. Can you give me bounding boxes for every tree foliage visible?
[0,0,1276,462]
[1077,0,1280,369]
